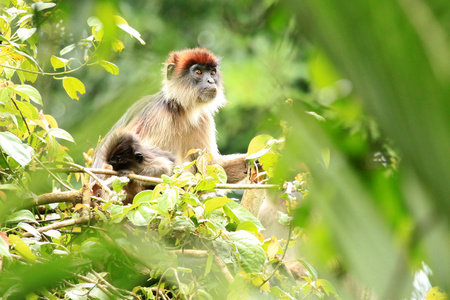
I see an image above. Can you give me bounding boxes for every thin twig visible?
[91,269,139,299]
[22,216,90,237]
[32,155,75,191]
[62,162,112,196]
[11,98,31,135]
[74,273,115,297]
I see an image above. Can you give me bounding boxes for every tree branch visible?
[33,191,82,206]
[34,167,279,190]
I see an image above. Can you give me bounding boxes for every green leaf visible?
[223,200,264,231]
[276,211,293,226]
[17,222,41,238]
[87,16,103,28]
[81,240,105,259]
[16,28,36,42]
[246,148,270,160]
[317,279,338,296]
[196,179,216,192]
[206,165,227,183]
[0,132,32,167]
[60,44,76,56]
[204,197,231,215]
[112,38,125,53]
[172,216,196,232]
[0,234,12,260]
[247,134,273,155]
[9,234,37,262]
[158,188,179,214]
[31,2,56,11]
[0,86,13,104]
[110,205,126,223]
[298,259,318,281]
[112,176,129,193]
[13,100,39,119]
[204,251,214,276]
[5,209,37,224]
[116,22,146,45]
[0,184,21,191]
[127,203,157,226]
[227,230,265,273]
[13,84,42,105]
[43,229,61,240]
[236,221,258,233]
[62,77,85,100]
[133,190,153,204]
[99,60,119,75]
[48,128,75,143]
[50,56,68,70]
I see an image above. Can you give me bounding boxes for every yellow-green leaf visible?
[247,134,273,155]
[62,77,85,100]
[426,287,448,300]
[50,56,68,70]
[9,234,37,262]
[112,38,125,53]
[99,60,119,75]
[204,197,231,215]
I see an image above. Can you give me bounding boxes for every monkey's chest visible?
[141,123,213,164]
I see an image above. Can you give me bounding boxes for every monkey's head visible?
[105,133,143,171]
[162,48,226,111]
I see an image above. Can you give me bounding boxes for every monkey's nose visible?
[207,78,214,84]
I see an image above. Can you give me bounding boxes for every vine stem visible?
[0,58,90,76]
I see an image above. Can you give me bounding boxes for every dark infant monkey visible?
[105,132,176,203]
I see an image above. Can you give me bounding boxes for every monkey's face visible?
[189,64,219,102]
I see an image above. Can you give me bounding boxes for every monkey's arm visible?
[214,154,248,183]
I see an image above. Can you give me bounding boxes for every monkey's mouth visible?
[199,88,217,101]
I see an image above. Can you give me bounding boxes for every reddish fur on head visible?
[166,48,220,78]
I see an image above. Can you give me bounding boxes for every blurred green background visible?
[23,0,450,298]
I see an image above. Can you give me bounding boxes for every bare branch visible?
[34,191,82,206]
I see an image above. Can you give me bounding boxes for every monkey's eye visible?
[211,70,216,76]
[135,152,144,162]
[195,69,202,75]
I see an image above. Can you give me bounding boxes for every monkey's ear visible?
[166,63,176,80]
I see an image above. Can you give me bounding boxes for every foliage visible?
[0,2,339,299]
[1,0,449,299]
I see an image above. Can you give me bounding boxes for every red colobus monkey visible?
[93,48,247,200]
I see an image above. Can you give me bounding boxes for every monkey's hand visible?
[216,153,248,183]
